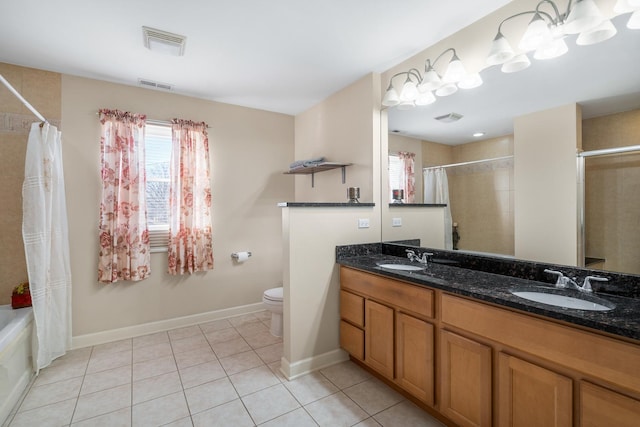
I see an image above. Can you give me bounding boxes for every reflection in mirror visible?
[382,13,640,274]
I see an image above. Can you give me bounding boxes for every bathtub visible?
[0,305,34,425]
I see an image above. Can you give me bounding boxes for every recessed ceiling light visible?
[434,113,463,123]
[142,26,186,56]
[473,132,485,137]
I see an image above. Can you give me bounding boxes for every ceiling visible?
[0,0,512,116]
[388,13,640,145]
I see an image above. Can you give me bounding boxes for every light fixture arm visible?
[536,0,565,25]
[430,47,458,69]
[386,69,422,90]
[496,9,555,34]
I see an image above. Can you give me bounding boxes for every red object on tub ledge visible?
[11,282,32,309]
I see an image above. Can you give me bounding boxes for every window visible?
[145,123,172,251]
[389,152,402,201]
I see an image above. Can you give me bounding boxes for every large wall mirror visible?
[381,11,640,275]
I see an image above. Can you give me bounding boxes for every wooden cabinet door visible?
[365,299,394,379]
[498,353,572,427]
[440,330,492,427]
[396,312,434,405]
[580,381,640,427]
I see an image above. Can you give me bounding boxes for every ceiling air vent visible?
[142,26,186,56]
[434,113,463,123]
[138,78,173,91]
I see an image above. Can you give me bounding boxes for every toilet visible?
[262,286,283,337]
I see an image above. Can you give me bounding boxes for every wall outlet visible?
[392,217,402,227]
[358,218,370,228]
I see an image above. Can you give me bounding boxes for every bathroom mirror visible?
[381,14,640,274]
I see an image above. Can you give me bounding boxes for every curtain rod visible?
[0,74,48,124]
[579,145,640,158]
[423,155,513,171]
[95,113,210,128]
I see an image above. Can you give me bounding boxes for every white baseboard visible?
[280,348,349,380]
[72,302,265,349]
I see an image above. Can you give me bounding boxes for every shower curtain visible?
[22,122,72,373]
[424,168,453,250]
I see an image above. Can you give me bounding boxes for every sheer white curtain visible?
[22,123,72,373]
[424,167,453,250]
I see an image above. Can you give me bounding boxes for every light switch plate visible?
[358,218,370,228]
[392,217,402,227]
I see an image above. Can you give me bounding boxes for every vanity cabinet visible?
[340,267,435,405]
[580,381,640,427]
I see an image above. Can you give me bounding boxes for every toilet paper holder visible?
[231,251,252,259]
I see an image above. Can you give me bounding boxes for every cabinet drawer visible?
[340,290,364,327]
[340,320,364,360]
[341,267,434,318]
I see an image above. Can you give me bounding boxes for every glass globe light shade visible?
[435,83,458,97]
[442,55,467,83]
[420,68,443,91]
[458,73,483,89]
[519,13,552,51]
[534,38,569,60]
[415,91,436,106]
[487,32,515,65]
[501,54,531,73]
[399,78,418,102]
[382,87,400,107]
[628,9,640,29]
[563,0,605,34]
[576,19,617,45]
[397,100,416,110]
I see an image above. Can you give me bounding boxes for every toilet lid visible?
[264,287,283,301]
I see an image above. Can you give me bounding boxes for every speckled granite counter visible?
[336,243,640,342]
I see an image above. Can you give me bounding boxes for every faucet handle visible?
[582,276,608,292]
[544,269,564,284]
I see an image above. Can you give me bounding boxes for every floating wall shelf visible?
[284,162,352,187]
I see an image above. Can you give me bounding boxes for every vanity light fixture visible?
[382,49,482,109]
[485,0,638,73]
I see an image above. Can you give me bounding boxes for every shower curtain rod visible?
[0,74,48,124]
[423,155,513,171]
[579,145,640,158]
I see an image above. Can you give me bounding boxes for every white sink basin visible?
[377,263,424,271]
[511,290,614,311]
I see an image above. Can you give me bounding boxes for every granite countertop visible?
[337,253,640,342]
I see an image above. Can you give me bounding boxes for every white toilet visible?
[262,286,283,337]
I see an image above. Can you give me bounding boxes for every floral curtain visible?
[98,109,150,283]
[168,119,214,275]
[399,151,416,203]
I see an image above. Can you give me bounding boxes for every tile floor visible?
[3,311,444,427]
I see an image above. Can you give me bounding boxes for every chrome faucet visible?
[544,269,608,293]
[406,249,433,265]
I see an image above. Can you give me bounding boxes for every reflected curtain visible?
[23,123,72,372]
[168,119,214,275]
[424,167,453,249]
[399,151,415,203]
[98,109,150,283]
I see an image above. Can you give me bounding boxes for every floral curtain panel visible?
[168,119,214,275]
[399,151,416,203]
[98,109,150,283]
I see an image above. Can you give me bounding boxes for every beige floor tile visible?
[254,310,271,322]
[259,407,318,427]
[170,334,209,355]
[73,383,131,423]
[373,401,444,427]
[219,350,264,376]
[255,342,283,364]
[20,376,83,411]
[58,346,93,362]
[204,327,241,345]
[268,361,287,382]
[132,331,169,349]
[305,392,368,427]
[161,417,193,427]
[133,371,183,405]
[33,357,88,386]
[243,331,282,350]
[9,398,76,427]
[133,341,173,363]
[174,345,217,370]
[191,399,253,427]
[132,391,189,427]
[179,359,226,389]
[71,407,131,427]
[320,360,372,390]
[133,355,177,381]
[229,365,280,396]
[184,377,238,414]
[235,320,269,337]
[228,313,260,327]
[353,418,382,427]
[92,339,132,356]
[284,372,338,406]
[211,337,251,359]
[168,325,203,341]
[81,365,131,396]
[87,349,132,374]
[343,378,404,415]
[198,318,232,334]
[241,384,300,424]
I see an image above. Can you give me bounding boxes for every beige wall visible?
[583,109,640,274]
[294,74,379,203]
[0,63,61,305]
[62,75,294,337]
[514,103,581,265]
